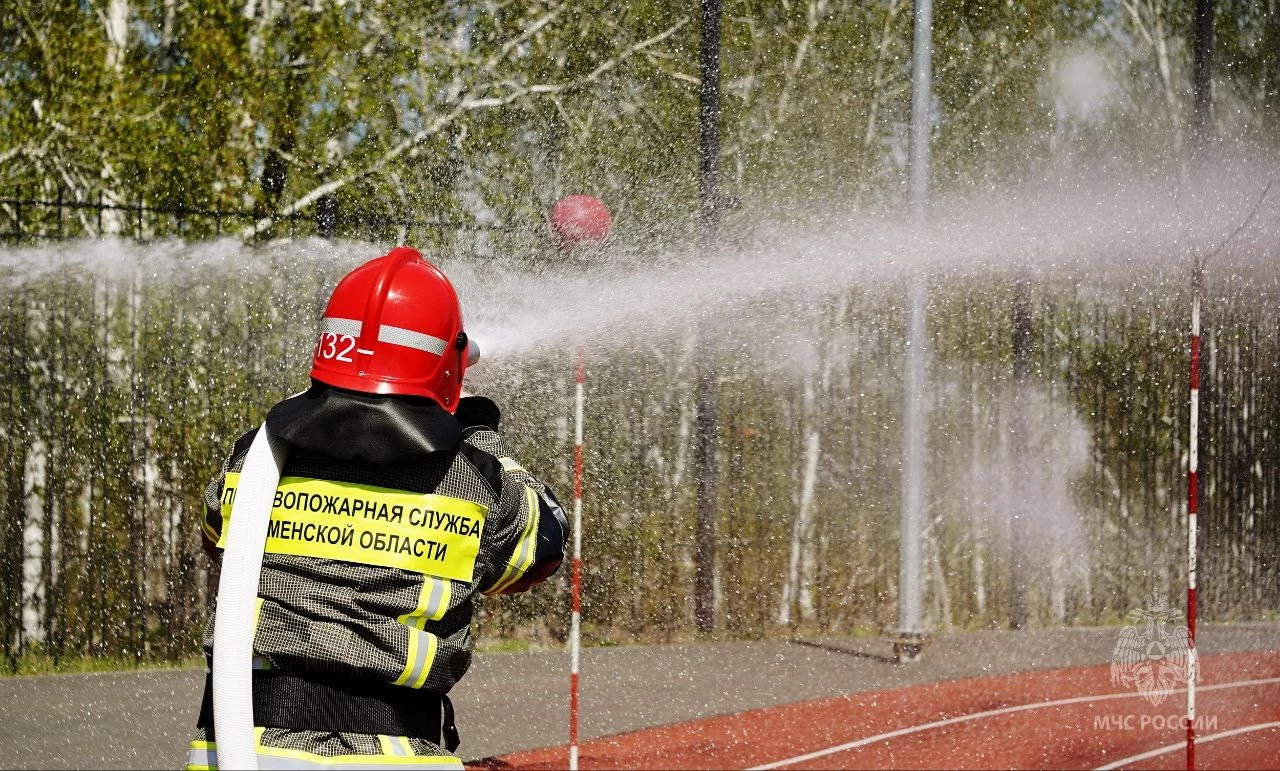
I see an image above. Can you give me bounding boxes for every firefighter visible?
[188,247,569,770]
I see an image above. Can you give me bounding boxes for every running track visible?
[479,650,1280,769]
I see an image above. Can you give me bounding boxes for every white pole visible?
[1186,268,1201,770]
[569,347,584,770]
[897,0,932,661]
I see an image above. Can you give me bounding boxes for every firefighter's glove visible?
[454,396,501,432]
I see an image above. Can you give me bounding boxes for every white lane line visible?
[748,677,1280,770]
[1095,720,1280,769]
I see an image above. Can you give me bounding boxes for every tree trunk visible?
[103,0,128,74]
[780,384,820,627]
[693,366,717,634]
[1191,0,1214,151]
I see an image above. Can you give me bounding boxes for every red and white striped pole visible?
[1186,263,1202,771]
[569,346,585,770]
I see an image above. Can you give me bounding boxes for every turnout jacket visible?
[189,385,568,770]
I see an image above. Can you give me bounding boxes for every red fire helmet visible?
[310,247,479,409]
[550,194,612,246]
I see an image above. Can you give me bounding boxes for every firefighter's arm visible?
[483,464,569,595]
[200,471,223,559]
[458,399,569,595]
[199,430,257,559]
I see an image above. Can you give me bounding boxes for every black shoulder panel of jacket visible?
[457,441,503,501]
[202,428,258,546]
[230,427,258,464]
[280,447,455,495]
[265,383,461,463]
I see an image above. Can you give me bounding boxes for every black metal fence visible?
[0,189,502,246]
[0,189,311,243]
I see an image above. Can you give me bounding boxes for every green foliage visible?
[4,1,1276,241]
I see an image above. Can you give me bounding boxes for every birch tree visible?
[778,376,820,627]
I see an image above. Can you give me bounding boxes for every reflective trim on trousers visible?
[186,740,461,770]
[186,742,216,771]
[378,735,416,757]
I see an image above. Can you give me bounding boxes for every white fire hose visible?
[212,423,288,770]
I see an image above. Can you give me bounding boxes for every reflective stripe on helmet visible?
[378,324,449,356]
[321,317,363,337]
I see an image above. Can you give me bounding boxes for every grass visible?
[10,614,1280,671]
[474,637,534,654]
[3,651,205,677]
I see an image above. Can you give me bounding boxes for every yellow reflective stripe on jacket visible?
[394,627,439,689]
[251,597,272,670]
[218,474,488,583]
[397,577,452,630]
[497,457,526,474]
[219,473,239,524]
[201,518,219,544]
[484,486,540,595]
[187,738,462,770]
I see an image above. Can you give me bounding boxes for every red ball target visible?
[550,194,612,246]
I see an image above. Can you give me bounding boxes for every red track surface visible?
[477,650,1280,770]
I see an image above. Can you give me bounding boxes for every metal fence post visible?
[694,0,723,637]
[895,0,933,664]
[317,195,338,240]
